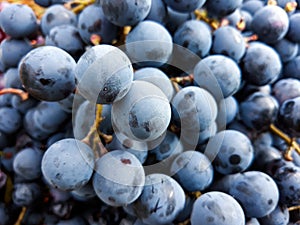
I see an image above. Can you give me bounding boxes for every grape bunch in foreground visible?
[1,0,300,224]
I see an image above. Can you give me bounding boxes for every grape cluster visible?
[1,0,300,224]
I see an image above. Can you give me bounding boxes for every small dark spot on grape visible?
[229,154,241,165]
[268,199,273,205]
[121,158,131,164]
[207,216,214,222]
[108,196,116,202]
[46,13,54,23]
[39,78,54,86]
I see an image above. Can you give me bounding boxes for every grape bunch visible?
[1,0,300,224]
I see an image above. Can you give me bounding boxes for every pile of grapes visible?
[1,0,300,224]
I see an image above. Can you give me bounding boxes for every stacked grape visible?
[1,0,300,224]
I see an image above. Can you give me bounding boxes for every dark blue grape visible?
[241,0,264,15]
[134,67,174,101]
[277,96,300,136]
[75,44,134,104]
[45,25,84,59]
[216,96,238,129]
[258,204,289,225]
[246,218,260,225]
[40,4,77,35]
[0,3,38,38]
[190,191,245,225]
[194,55,241,99]
[3,68,22,89]
[11,95,39,114]
[57,93,74,113]
[165,7,193,34]
[171,150,214,192]
[239,92,279,131]
[205,0,243,18]
[92,150,145,207]
[283,55,300,79]
[131,173,185,224]
[77,4,118,45]
[272,38,299,63]
[12,182,41,206]
[173,20,212,58]
[229,171,279,218]
[212,25,246,62]
[145,0,167,24]
[46,132,65,148]
[253,145,282,172]
[112,80,171,142]
[34,0,69,7]
[125,20,173,67]
[273,165,300,206]
[206,130,254,174]
[242,42,282,86]
[0,106,22,134]
[0,130,8,149]
[41,138,95,191]
[107,132,148,164]
[100,0,152,26]
[210,173,240,194]
[19,46,76,101]
[272,78,300,105]
[1,38,32,68]
[164,0,206,13]
[13,147,43,181]
[171,86,217,132]
[1,147,16,172]
[286,13,300,43]
[251,5,289,44]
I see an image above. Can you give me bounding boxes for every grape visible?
[134,67,174,101]
[173,20,212,58]
[210,173,240,194]
[131,173,185,225]
[172,86,217,133]
[0,38,32,68]
[164,0,206,13]
[149,130,183,161]
[71,181,96,201]
[77,4,118,45]
[3,67,22,89]
[190,191,245,225]
[100,0,152,27]
[277,96,300,136]
[229,171,279,218]
[212,25,246,62]
[40,4,77,35]
[273,165,300,206]
[107,132,148,164]
[206,130,254,174]
[13,147,43,181]
[241,0,264,15]
[286,13,300,43]
[41,138,95,191]
[19,46,76,102]
[165,7,193,34]
[194,55,241,99]
[125,20,173,67]
[75,44,134,104]
[170,150,214,192]
[11,95,39,114]
[246,218,260,225]
[283,56,300,79]
[45,25,85,59]
[272,78,300,105]
[145,0,167,24]
[32,101,69,133]
[205,0,243,18]
[0,130,8,149]
[12,182,41,206]
[0,106,22,134]
[112,80,171,142]
[216,96,238,128]
[242,42,282,86]
[258,204,289,225]
[239,92,279,132]
[251,5,289,44]
[253,146,282,172]
[92,150,145,207]
[0,3,38,38]
[272,38,299,63]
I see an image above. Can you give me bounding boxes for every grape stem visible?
[14,207,26,225]
[269,124,300,161]
[194,9,228,30]
[0,88,29,101]
[170,74,194,85]
[288,205,300,211]
[64,0,95,14]
[81,104,112,158]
